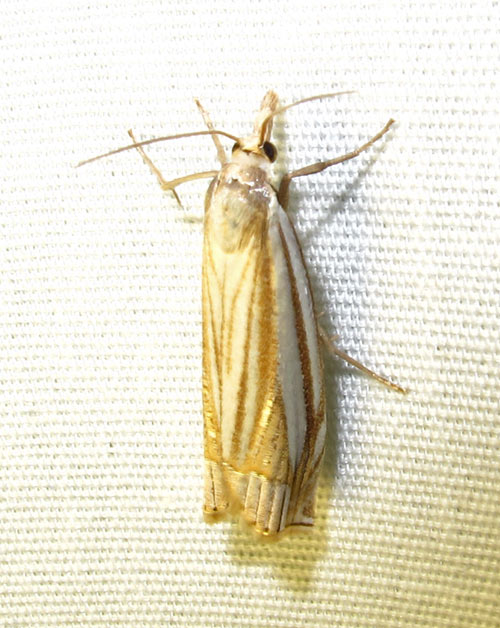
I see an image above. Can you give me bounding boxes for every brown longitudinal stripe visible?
[202,264,224,464]
[205,231,222,291]
[277,222,318,506]
[224,247,256,375]
[218,259,227,419]
[277,224,315,423]
[283,219,325,500]
[229,250,260,462]
[284,217,325,445]
[284,216,323,413]
[245,240,279,462]
[204,239,222,363]
[301,440,323,483]
[203,239,223,423]
[204,275,219,366]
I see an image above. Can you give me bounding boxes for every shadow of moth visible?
[79,91,403,539]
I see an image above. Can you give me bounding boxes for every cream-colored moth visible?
[79,91,404,539]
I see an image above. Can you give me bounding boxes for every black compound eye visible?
[231,142,240,153]
[262,141,277,162]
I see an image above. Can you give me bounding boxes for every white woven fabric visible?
[1,1,499,626]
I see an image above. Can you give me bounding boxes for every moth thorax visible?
[231,146,272,176]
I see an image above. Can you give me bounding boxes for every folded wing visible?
[202,183,325,537]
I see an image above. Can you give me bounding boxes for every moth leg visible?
[319,327,407,394]
[278,118,395,208]
[194,99,228,166]
[127,129,217,207]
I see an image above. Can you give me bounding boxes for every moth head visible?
[231,138,277,163]
[232,90,279,164]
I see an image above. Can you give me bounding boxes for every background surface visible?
[1,2,499,627]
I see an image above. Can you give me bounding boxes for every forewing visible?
[202,185,325,536]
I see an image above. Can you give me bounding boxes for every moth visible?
[79,91,402,538]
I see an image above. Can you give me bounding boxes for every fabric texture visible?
[1,1,499,626]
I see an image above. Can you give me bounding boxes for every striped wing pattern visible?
[202,170,325,537]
